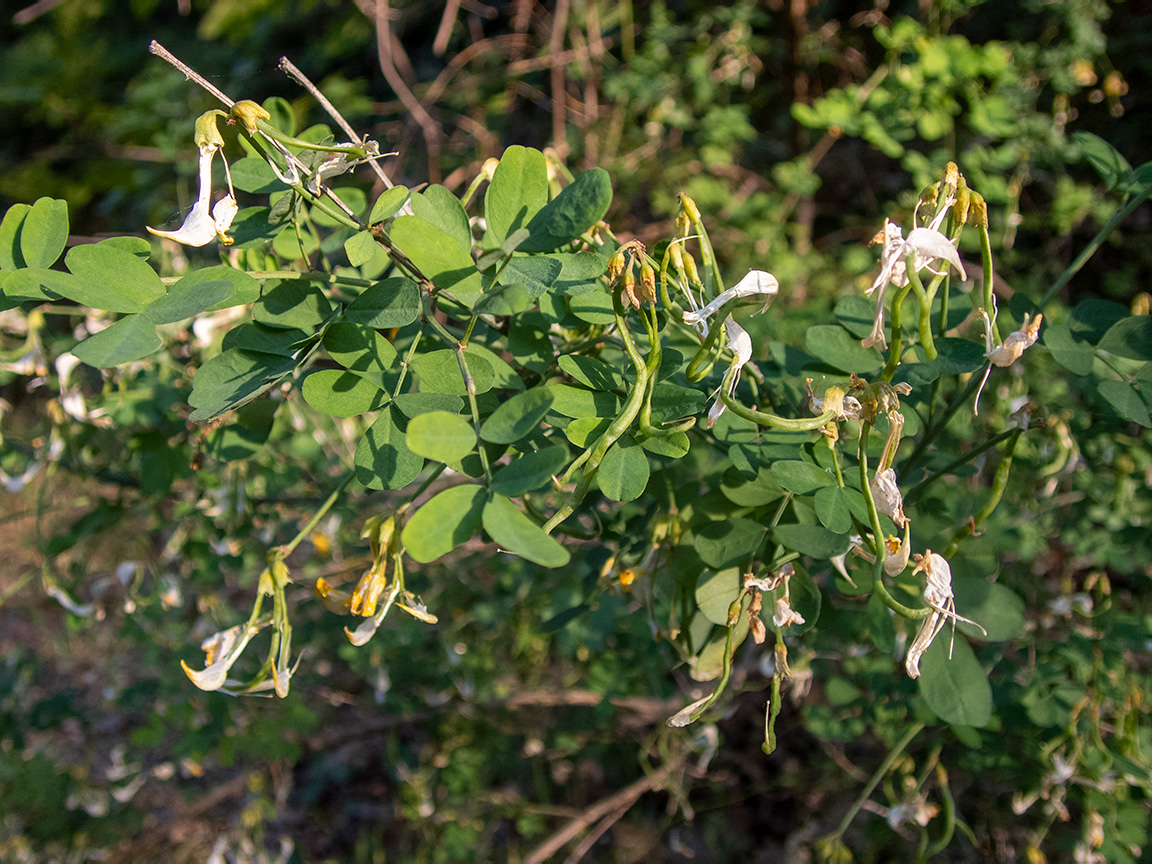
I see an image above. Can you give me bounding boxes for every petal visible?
[147,199,217,247]
[906,227,967,282]
[682,269,779,326]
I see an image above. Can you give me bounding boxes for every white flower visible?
[773,597,805,628]
[904,551,986,679]
[682,269,779,329]
[706,318,753,428]
[870,467,908,528]
[148,143,237,247]
[863,216,967,349]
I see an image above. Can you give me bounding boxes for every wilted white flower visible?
[706,318,753,428]
[870,467,908,529]
[773,597,805,628]
[806,379,862,420]
[904,551,986,679]
[863,216,967,349]
[983,309,1043,367]
[148,142,237,247]
[681,269,778,329]
[181,622,259,691]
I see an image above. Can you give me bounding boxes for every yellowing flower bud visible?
[638,260,657,305]
[230,99,272,134]
[194,111,226,152]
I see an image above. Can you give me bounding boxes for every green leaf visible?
[834,295,876,340]
[222,322,309,356]
[406,411,476,462]
[1070,299,1128,343]
[410,185,472,248]
[917,633,992,728]
[412,348,495,395]
[393,392,464,418]
[391,215,483,307]
[172,266,260,311]
[471,282,531,316]
[355,406,424,490]
[369,186,411,224]
[144,280,234,324]
[19,198,69,269]
[597,437,649,502]
[564,416,610,447]
[323,322,397,383]
[345,277,421,329]
[930,337,987,374]
[486,146,549,244]
[205,400,279,462]
[640,433,691,458]
[558,354,625,391]
[695,518,765,569]
[519,168,612,253]
[569,289,616,325]
[1098,380,1151,425]
[773,524,851,558]
[252,279,332,330]
[805,324,883,374]
[228,206,286,249]
[483,494,570,567]
[188,349,297,421]
[302,369,386,417]
[951,578,1024,642]
[649,382,705,423]
[1074,130,1132,191]
[465,343,525,392]
[814,486,852,533]
[1098,316,1152,361]
[1043,323,1095,375]
[0,203,30,269]
[695,568,743,626]
[312,187,366,227]
[497,257,562,299]
[344,230,379,268]
[229,156,286,194]
[71,314,162,368]
[771,461,835,495]
[490,445,568,496]
[63,242,165,312]
[720,465,783,507]
[2,268,74,301]
[480,387,555,444]
[401,484,486,563]
[550,250,610,295]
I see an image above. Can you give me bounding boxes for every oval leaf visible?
[63,242,165,312]
[302,369,386,417]
[355,406,424,490]
[483,494,570,567]
[519,168,612,253]
[917,633,992,728]
[598,438,649,502]
[401,484,486,563]
[20,197,69,269]
[480,387,555,444]
[406,411,476,462]
[71,314,162,368]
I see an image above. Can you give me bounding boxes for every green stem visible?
[720,390,838,432]
[943,427,1021,557]
[255,120,370,156]
[281,471,354,557]
[1035,182,1152,312]
[979,224,999,342]
[881,284,913,382]
[904,427,1019,505]
[831,722,926,840]
[906,263,936,361]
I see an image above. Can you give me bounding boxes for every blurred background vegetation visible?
[1,0,1150,861]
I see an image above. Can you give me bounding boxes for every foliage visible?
[2,2,1151,862]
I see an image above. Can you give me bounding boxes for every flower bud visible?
[230,99,272,134]
[638,260,657,305]
[194,111,225,152]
